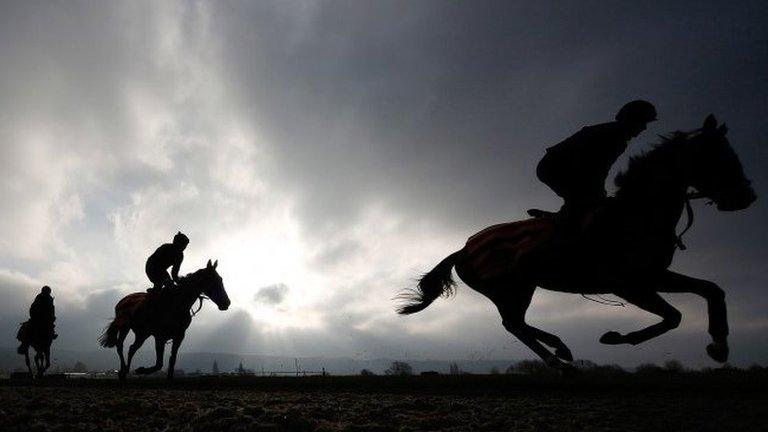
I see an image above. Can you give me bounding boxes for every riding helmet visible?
[616,100,657,123]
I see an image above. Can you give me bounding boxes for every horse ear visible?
[718,123,728,135]
[213,260,218,269]
[703,114,717,131]
[207,259,212,269]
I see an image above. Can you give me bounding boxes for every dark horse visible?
[16,321,54,378]
[100,259,230,379]
[398,115,756,368]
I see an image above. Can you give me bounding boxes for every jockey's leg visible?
[146,265,168,293]
[600,290,681,346]
[657,270,729,363]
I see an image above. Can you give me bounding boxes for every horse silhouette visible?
[398,115,756,369]
[16,321,54,378]
[100,259,230,380]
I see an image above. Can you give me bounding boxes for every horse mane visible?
[177,267,208,291]
[614,130,695,196]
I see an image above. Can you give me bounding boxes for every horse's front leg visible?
[44,346,51,373]
[167,334,185,380]
[24,349,32,376]
[35,351,44,378]
[599,289,681,346]
[136,337,166,375]
[658,270,729,363]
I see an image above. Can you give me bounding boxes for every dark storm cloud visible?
[254,283,289,305]
[210,0,768,233]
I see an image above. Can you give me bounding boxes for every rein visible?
[191,295,207,317]
[580,294,625,307]
[675,191,706,250]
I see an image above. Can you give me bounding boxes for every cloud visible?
[254,283,289,306]
[0,1,766,368]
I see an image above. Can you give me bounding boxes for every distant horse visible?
[398,115,756,368]
[100,259,230,380]
[16,321,54,378]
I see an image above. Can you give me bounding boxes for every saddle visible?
[17,320,55,344]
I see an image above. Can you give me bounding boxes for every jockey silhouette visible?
[145,232,189,293]
[536,100,657,222]
[29,285,57,339]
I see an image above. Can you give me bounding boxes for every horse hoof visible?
[560,364,580,377]
[707,342,729,363]
[544,355,566,369]
[555,347,574,362]
[599,331,624,345]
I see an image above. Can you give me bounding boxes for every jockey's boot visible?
[146,282,162,295]
[17,343,28,355]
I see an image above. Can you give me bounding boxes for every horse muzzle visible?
[716,188,757,211]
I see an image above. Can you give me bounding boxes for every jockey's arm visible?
[171,252,184,283]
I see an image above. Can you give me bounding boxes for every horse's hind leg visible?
[125,333,149,375]
[23,349,32,376]
[493,284,573,368]
[44,346,51,374]
[526,326,573,361]
[657,270,729,363]
[116,328,130,379]
[600,290,681,346]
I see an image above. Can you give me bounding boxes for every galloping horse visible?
[398,115,756,368]
[16,321,54,378]
[100,259,230,380]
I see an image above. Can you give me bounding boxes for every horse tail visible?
[397,250,463,315]
[99,319,121,348]
[16,321,29,354]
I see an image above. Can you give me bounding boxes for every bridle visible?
[191,295,209,317]
[675,190,710,251]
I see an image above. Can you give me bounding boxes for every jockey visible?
[536,100,657,221]
[145,231,189,293]
[29,285,57,339]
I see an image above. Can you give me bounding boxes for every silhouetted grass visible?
[1,370,766,431]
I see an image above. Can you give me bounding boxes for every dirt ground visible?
[0,375,765,431]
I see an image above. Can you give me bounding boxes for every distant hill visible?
[0,346,516,375]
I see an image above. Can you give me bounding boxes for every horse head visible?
[202,259,230,311]
[686,114,756,211]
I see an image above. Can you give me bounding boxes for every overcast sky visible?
[1,1,766,368]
